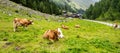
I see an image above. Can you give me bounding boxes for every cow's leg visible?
[49,38,54,43]
[14,26,17,32]
[13,26,16,32]
[54,38,59,42]
[56,38,59,41]
[13,22,17,32]
[23,25,27,31]
[46,38,54,44]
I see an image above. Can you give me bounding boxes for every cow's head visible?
[28,20,33,25]
[56,28,64,38]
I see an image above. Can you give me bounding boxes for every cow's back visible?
[14,18,29,25]
[14,18,21,23]
[43,30,58,40]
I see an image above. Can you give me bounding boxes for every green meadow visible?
[0,4,120,53]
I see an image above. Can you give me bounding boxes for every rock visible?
[116,42,120,44]
[15,46,21,50]
[3,38,8,41]
[8,13,12,16]
[15,46,24,50]
[5,42,12,45]
[76,35,80,38]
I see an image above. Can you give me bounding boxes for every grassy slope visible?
[0,2,120,53]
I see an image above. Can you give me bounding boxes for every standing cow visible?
[13,18,33,32]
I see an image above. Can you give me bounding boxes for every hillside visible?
[9,0,79,15]
[9,0,100,15]
[84,0,120,21]
[41,0,100,10]
[0,0,120,53]
[72,0,100,10]
[40,0,100,11]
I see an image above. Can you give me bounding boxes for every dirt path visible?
[83,19,120,28]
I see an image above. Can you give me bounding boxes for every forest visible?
[84,0,120,21]
[10,0,77,15]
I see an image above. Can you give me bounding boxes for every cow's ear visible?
[54,30,60,36]
[54,30,57,33]
[54,30,58,35]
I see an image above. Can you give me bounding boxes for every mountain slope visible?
[72,0,100,10]
[51,0,100,10]
[51,0,81,11]
[9,0,99,15]
[10,0,80,15]
[0,0,53,18]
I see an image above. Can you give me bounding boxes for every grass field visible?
[0,3,120,53]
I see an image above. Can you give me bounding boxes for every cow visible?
[61,24,69,30]
[75,25,80,28]
[113,23,118,29]
[13,18,33,32]
[43,28,64,42]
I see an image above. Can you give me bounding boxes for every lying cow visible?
[13,18,33,32]
[61,24,69,30]
[43,28,64,42]
[75,25,80,28]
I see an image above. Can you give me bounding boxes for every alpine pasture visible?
[0,2,120,53]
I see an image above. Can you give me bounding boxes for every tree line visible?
[10,0,77,15]
[83,0,120,21]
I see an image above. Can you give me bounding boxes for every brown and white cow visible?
[43,28,64,42]
[13,18,33,32]
[61,24,69,30]
[113,23,118,29]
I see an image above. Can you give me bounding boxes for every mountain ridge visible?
[72,0,100,10]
